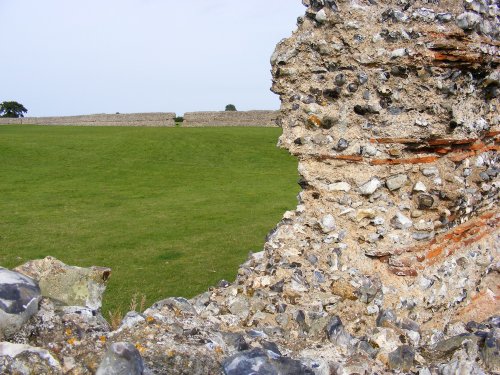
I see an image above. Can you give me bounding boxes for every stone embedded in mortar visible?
[14,256,111,310]
[359,178,382,195]
[0,268,41,339]
[222,348,314,375]
[386,174,408,191]
[0,342,62,374]
[96,342,144,375]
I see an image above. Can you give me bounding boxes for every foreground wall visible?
[1,1,499,374]
[182,110,279,127]
[0,112,176,127]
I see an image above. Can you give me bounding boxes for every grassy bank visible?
[0,125,298,315]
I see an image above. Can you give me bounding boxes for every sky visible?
[0,0,304,117]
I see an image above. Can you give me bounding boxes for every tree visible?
[225,104,237,111]
[0,101,28,118]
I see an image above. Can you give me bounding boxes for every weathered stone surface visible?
[15,256,110,310]
[222,348,314,375]
[0,342,62,375]
[0,268,41,339]
[96,342,144,375]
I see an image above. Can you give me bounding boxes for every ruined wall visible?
[1,1,499,374]
[182,110,279,127]
[0,112,176,127]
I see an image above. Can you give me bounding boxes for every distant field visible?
[0,125,298,315]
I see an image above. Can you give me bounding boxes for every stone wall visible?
[182,110,279,127]
[0,112,176,127]
[1,1,499,374]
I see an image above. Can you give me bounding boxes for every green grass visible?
[0,125,298,315]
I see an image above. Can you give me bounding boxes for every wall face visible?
[182,110,279,127]
[268,0,499,341]
[0,113,176,127]
[2,1,500,374]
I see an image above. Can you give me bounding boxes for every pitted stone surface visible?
[96,342,144,375]
[15,256,111,310]
[0,268,41,339]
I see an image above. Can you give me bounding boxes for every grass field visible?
[0,125,298,315]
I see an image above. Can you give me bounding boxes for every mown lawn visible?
[0,125,298,315]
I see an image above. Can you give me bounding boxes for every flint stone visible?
[14,256,110,310]
[0,268,41,339]
[148,296,196,315]
[426,333,480,361]
[326,316,354,348]
[417,194,434,209]
[0,342,62,374]
[388,345,415,372]
[358,277,381,303]
[328,182,351,192]
[371,328,401,353]
[228,296,250,320]
[315,9,327,23]
[481,328,500,372]
[456,12,482,31]
[359,178,382,195]
[413,181,427,192]
[320,214,336,233]
[96,342,144,375]
[222,348,314,375]
[222,332,249,352]
[386,174,408,191]
[390,212,413,229]
[376,309,397,327]
[421,167,439,177]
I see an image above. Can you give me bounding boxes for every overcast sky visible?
[0,1,304,117]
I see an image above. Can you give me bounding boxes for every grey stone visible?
[222,332,249,352]
[335,73,346,86]
[357,72,368,85]
[228,296,250,319]
[376,309,397,327]
[320,214,336,233]
[334,138,349,151]
[315,9,327,24]
[386,174,408,191]
[326,316,354,348]
[347,83,358,93]
[359,178,382,195]
[436,13,453,22]
[417,194,435,209]
[427,334,480,361]
[421,167,439,177]
[0,268,41,339]
[14,256,110,310]
[360,145,378,157]
[457,12,482,31]
[222,348,314,375]
[96,342,144,375]
[412,231,435,241]
[148,297,196,315]
[413,181,427,192]
[390,212,413,229]
[328,182,351,192]
[358,277,381,303]
[481,328,500,372]
[0,342,62,374]
[388,345,415,372]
